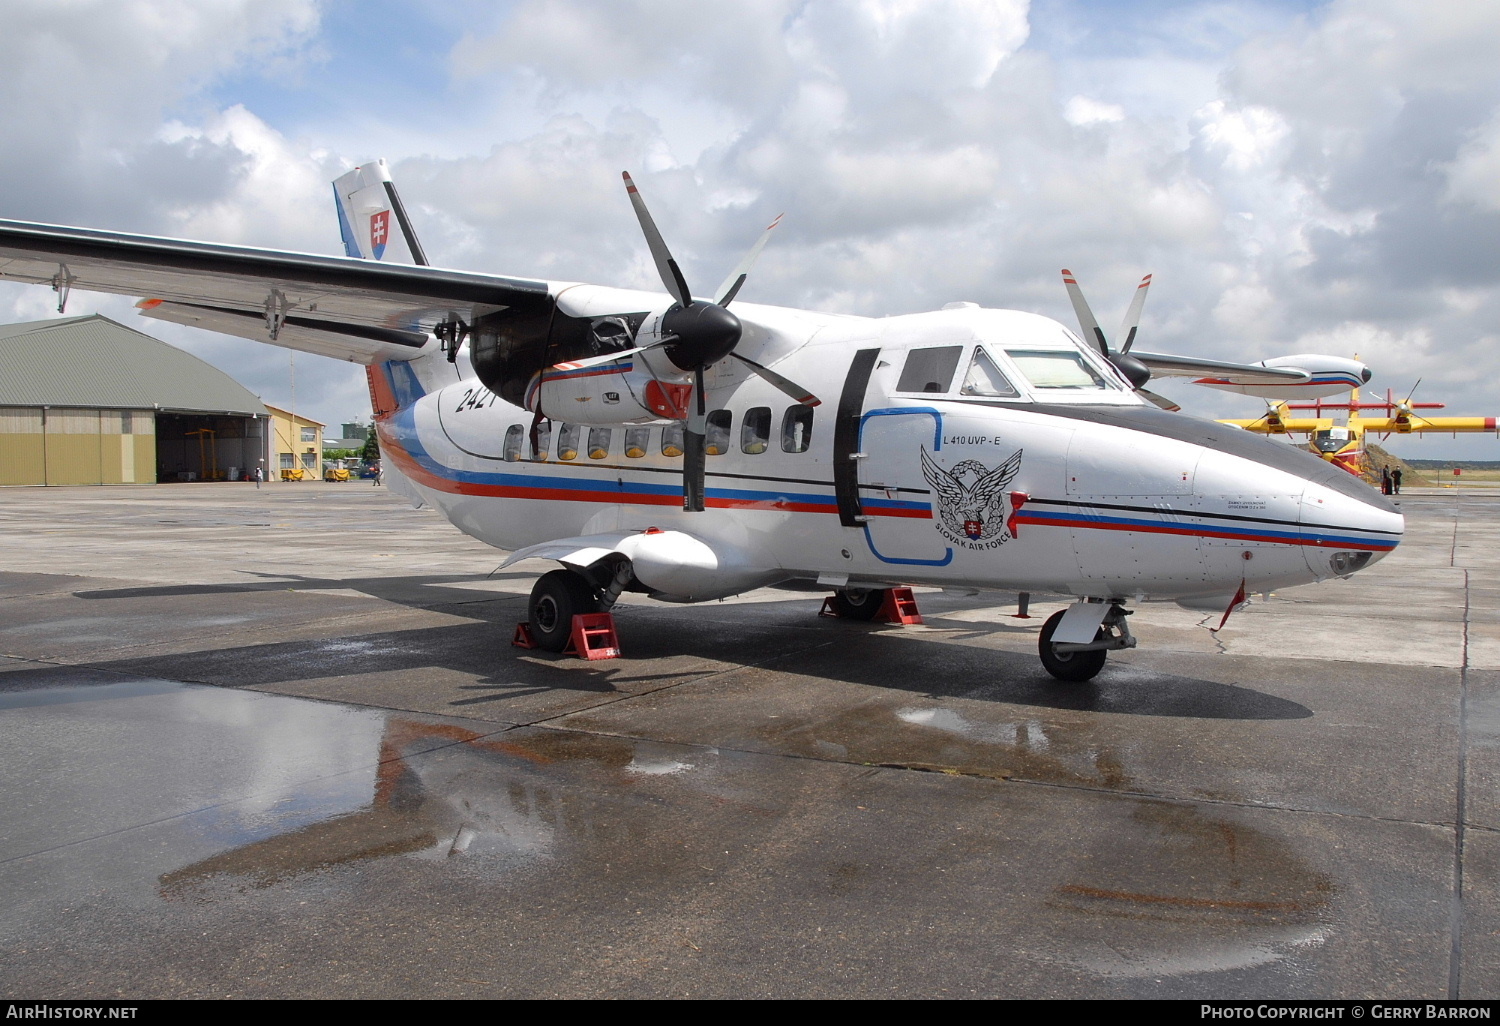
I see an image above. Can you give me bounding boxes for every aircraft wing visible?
[1358,416,1498,434]
[1131,351,1311,385]
[1221,416,1331,434]
[0,219,552,363]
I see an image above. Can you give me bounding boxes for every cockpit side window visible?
[960,347,1020,398]
[896,346,963,393]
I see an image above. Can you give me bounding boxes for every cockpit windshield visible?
[1312,428,1352,453]
[1004,349,1114,390]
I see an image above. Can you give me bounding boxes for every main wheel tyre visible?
[528,569,600,652]
[1038,608,1108,682]
[832,587,886,621]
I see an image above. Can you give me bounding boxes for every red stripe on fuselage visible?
[1012,514,1391,551]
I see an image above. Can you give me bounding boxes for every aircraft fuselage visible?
[374,302,1402,607]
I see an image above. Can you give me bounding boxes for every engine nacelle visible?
[523,300,695,426]
[523,358,691,426]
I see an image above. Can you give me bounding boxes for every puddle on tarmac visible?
[758,701,1126,786]
[755,699,1337,979]
[0,676,733,906]
[155,719,734,899]
[1037,800,1336,978]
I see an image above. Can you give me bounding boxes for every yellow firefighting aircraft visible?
[1222,384,1499,476]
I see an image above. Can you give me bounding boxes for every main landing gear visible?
[1038,601,1136,682]
[527,570,599,652]
[526,561,636,653]
[829,587,885,621]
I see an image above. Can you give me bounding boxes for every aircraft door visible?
[856,409,953,566]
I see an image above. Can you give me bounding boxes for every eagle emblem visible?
[919,447,1023,547]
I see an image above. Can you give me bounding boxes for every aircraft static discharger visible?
[0,166,1403,680]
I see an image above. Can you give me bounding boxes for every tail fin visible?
[332,159,429,265]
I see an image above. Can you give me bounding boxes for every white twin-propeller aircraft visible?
[0,161,1402,680]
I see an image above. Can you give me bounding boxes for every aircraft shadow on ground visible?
[70,570,540,614]
[50,570,1313,721]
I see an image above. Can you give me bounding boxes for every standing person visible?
[1381,467,1392,495]
[1392,467,1403,495]
[373,461,383,486]
[254,462,264,489]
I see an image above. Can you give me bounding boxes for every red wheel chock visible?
[875,587,923,625]
[818,596,840,618]
[562,612,621,660]
[512,622,538,648]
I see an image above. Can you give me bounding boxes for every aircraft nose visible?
[1299,481,1403,578]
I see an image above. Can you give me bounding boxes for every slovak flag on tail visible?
[369,210,390,259]
[332,158,428,265]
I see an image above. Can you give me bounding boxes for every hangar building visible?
[0,314,270,486]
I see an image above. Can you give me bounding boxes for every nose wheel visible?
[1038,602,1135,682]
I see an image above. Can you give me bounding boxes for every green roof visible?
[0,315,266,416]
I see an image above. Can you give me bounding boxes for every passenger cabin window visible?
[503,424,524,462]
[706,411,732,455]
[782,406,813,453]
[662,424,685,457]
[1005,349,1112,390]
[557,423,580,460]
[896,346,963,393]
[531,422,550,461]
[588,427,612,459]
[624,427,649,458]
[741,407,771,454]
[961,348,1020,398]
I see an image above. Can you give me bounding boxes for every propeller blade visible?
[1061,269,1110,357]
[546,345,647,373]
[1118,273,1152,354]
[623,171,692,307]
[682,367,708,512]
[728,352,820,406]
[714,213,783,307]
[1138,388,1180,412]
[541,335,680,374]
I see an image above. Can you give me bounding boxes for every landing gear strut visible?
[1038,601,1135,682]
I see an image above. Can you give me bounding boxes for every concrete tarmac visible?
[0,481,1493,999]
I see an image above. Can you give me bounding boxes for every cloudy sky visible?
[2,0,1498,457]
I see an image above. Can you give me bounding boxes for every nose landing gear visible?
[1038,600,1135,682]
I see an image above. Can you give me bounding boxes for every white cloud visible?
[1064,96,1125,126]
[4,0,1500,457]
